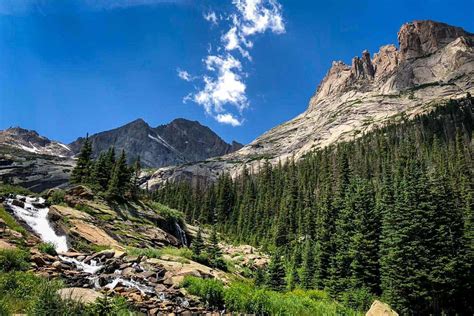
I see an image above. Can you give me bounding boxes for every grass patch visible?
[127,246,193,263]
[0,184,33,197]
[0,249,30,272]
[72,240,110,253]
[38,242,57,256]
[0,205,26,235]
[181,276,362,315]
[0,271,136,315]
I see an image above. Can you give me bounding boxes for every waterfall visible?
[5,195,68,252]
[175,222,188,247]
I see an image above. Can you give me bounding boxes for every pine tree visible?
[207,226,225,269]
[106,150,130,200]
[91,152,110,190]
[300,239,315,289]
[131,156,142,199]
[267,249,286,291]
[70,135,93,185]
[191,227,205,256]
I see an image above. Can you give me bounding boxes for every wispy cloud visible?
[177,69,193,82]
[179,0,285,127]
[203,11,219,26]
[0,0,184,15]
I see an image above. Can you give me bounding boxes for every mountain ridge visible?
[144,20,474,189]
[69,117,243,168]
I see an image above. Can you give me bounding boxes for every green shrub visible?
[340,287,375,311]
[0,184,32,197]
[88,295,133,315]
[149,202,184,225]
[0,206,26,235]
[0,249,29,272]
[0,299,10,316]
[38,242,57,256]
[181,276,224,308]
[183,277,362,316]
[47,189,66,205]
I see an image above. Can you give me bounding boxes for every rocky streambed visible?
[3,195,221,314]
[32,248,210,314]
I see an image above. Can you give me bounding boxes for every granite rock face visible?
[145,20,474,189]
[69,118,243,168]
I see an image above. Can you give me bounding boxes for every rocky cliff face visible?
[145,20,474,189]
[69,118,243,168]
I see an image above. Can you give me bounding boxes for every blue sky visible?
[0,0,473,144]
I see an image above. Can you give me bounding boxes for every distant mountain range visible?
[0,118,242,191]
[0,118,243,169]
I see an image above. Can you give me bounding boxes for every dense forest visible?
[154,98,474,315]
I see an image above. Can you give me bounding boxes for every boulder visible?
[366,300,399,316]
[0,240,17,250]
[57,288,104,305]
[11,199,25,208]
[66,185,94,200]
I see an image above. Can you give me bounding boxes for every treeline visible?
[70,138,141,200]
[154,98,474,315]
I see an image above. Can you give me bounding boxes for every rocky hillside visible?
[69,118,243,168]
[0,127,72,157]
[0,186,269,314]
[145,20,474,189]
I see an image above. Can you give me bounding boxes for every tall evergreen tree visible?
[267,249,286,291]
[70,135,93,185]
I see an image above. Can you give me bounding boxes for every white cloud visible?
[204,11,219,25]
[182,0,285,126]
[194,55,247,114]
[177,69,193,82]
[216,114,242,126]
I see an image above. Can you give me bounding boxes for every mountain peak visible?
[398,20,473,60]
[312,20,473,106]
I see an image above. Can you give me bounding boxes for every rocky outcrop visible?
[57,288,104,305]
[69,118,243,168]
[144,20,474,189]
[0,145,75,192]
[366,300,399,316]
[398,20,471,60]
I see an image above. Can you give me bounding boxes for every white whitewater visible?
[59,256,104,274]
[105,277,155,294]
[5,195,68,252]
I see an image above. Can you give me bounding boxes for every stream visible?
[3,195,165,297]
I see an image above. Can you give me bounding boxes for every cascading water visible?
[5,195,68,252]
[105,277,155,295]
[59,256,104,274]
[174,222,188,247]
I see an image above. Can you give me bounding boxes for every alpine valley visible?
[0,20,473,316]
